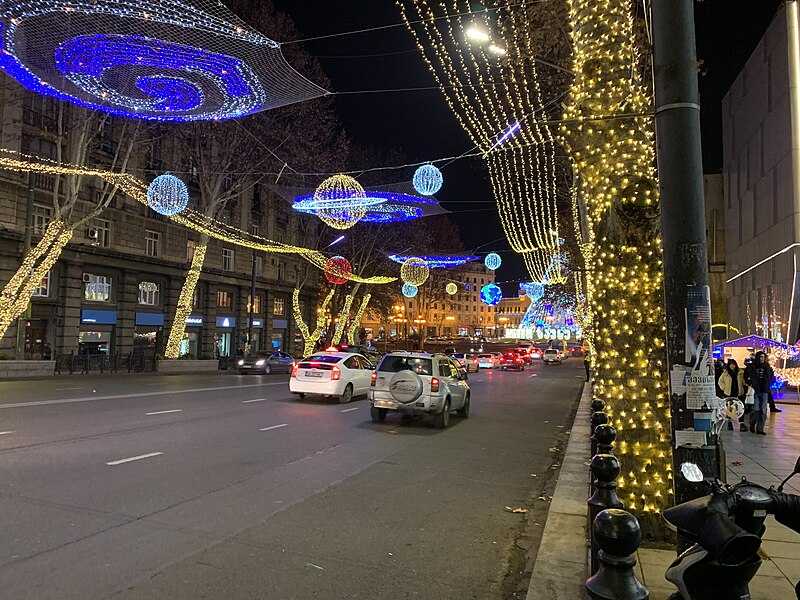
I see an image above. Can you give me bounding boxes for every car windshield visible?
[545,350,558,355]
[306,355,342,363]
[378,355,433,376]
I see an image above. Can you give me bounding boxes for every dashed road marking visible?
[259,423,288,432]
[106,452,164,466]
[340,407,360,413]
[242,398,268,404]
[146,409,183,416]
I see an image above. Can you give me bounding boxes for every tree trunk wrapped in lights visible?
[293,287,335,357]
[347,293,371,345]
[331,293,355,346]
[560,0,672,536]
[164,237,208,359]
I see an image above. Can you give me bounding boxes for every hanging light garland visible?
[147,173,189,216]
[400,257,430,286]
[313,174,368,230]
[480,283,503,306]
[402,282,419,298]
[412,163,444,196]
[484,252,502,271]
[324,256,352,286]
[445,282,459,296]
[389,254,479,269]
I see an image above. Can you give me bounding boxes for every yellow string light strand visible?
[347,293,372,345]
[164,240,208,359]
[293,287,336,357]
[332,293,356,345]
[560,0,672,533]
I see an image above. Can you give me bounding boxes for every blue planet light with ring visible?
[413,164,443,196]
[484,252,502,271]
[147,173,189,216]
[402,283,419,298]
[480,283,503,306]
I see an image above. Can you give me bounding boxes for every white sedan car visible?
[290,352,373,403]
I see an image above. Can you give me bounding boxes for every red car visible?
[499,351,525,371]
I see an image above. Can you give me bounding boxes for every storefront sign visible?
[216,316,236,328]
[185,315,203,326]
[135,312,165,327]
[81,309,117,325]
[504,326,580,341]
[272,319,287,330]
[250,318,264,328]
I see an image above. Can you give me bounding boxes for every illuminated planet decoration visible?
[147,173,189,216]
[484,252,502,271]
[446,282,458,296]
[413,164,443,196]
[480,283,503,306]
[324,256,352,285]
[388,254,480,269]
[0,0,327,121]
[314,175,368,230]
[400,257,430,287]
[402,283,418,298]
[293,190,442,224]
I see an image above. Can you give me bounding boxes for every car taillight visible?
[291,363,298,378]
[331,366,341,381]
[370,372,377,387]
[431,377,440,392]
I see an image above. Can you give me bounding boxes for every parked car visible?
[499,351,525,371]
[290,352,373,403]
[543,348,563,365]
[238,351,294,374]
[477,353,498,369]
[451,352,480,373]
[369,352,470,428]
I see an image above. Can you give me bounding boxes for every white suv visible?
[369,352,470,428]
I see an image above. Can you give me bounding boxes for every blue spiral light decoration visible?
[147,173,189,216]
[0,0,328,121]
[402,283,418,298]
[480,283,503,306]
[412,164,443,196]
[484,252,502,271]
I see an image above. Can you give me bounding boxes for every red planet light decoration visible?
[324,255,352,285]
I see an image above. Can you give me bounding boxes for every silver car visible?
[368,352,471,428]
[238,351,295,374]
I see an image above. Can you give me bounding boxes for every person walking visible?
[745,351,773,435]
[584,352,591,382]
[718,358,747,431]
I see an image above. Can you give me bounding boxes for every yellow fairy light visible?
[293,287,336,357]
[400,257,430,287]
[331,294,355,345]
[164,241,207,359]
[347,293,372,345]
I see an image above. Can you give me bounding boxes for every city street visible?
[0,360,583,600]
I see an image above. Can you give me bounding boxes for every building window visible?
[84,273,111,302]
[222,248,234,271]
[192,288,200,308]
[32,204,52,234]
[145,230,160,257]
[254,255,263,276]
[273,297,285,316]
[94,218,111,248]
[216,290,233,309]
[33,270,50,298]
[247,294,262,313]
[138,281,160,306]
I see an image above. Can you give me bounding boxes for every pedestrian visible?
[714,358,725,397]
[584,352,591,382]
[744,351,773,435]
[718,358,747,432]
[768,387,783,413]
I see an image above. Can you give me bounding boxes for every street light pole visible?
[651,0,720,499]
[246,252,256,355]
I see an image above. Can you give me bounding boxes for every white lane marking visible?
[340,407,360,413]
[529,374,539,378]
[259,423,288,432]
[0,382,286,410]
[106,452,164,466]
[242,398,268,404]
[0,430,15,435]
[146,409,183,416]
[55,387,83,391]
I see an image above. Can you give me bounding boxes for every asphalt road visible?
[0,360,584,600]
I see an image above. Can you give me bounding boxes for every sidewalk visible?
[527,387,800,599]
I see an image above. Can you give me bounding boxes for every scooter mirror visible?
[681,462,704,483]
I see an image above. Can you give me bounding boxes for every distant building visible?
[704,173,729,339]
[722,2,800,343]
[496,293,531,330]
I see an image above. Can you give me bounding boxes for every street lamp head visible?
[488,44,507,56]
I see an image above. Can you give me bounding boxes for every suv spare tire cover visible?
[389,370,424,404]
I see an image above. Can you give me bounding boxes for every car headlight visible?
[237,359,244,366]
[256,359,266,366]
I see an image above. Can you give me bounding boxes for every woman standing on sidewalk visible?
[745,351,773,435]
[718,358,748,431]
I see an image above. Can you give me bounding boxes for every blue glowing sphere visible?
[402,283,419,298]
[413,164,443,196]
[147,174,189,216]
[480,283,503,306]
[484,252,502,271]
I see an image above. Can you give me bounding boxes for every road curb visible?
[525,382,591,600]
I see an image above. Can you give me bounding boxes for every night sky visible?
[271,1,785,282]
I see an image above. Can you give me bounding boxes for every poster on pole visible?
[684,285,715,409]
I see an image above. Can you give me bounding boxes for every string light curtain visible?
[0,0,327,121]
[560,0,671,535]
[399,0,563,283]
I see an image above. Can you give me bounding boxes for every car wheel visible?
[434,399,451,429]
[457,395,470,418]
[265,364,272,375]
[294,393,305,399]
[370,406,387,422]
[340,383,353,404]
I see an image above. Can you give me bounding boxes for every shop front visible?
[271,318,287,351]
[247,318,265,353]
[180,315,204,358]
[215,316,236,357]
[79,309,117,355]
[135,312,164,353]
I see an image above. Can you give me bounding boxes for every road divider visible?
[106,452,164,466]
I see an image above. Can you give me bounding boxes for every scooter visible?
[662,457,800,600]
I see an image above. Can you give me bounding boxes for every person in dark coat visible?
[744,351,773,435]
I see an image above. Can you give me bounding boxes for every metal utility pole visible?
[652,0,721,503]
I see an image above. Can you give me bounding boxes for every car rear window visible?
[378,355,433,376]
[452,353,465,359]
[545,350,558,355]
[478,354,492,358]
[298,355,341,370]
[306,355,341,363]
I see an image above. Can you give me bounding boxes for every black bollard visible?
[586,509,649,600]
[594,424,617,455]
[591,399,605,417]
[590,411,609,457]
[588,454,623,574]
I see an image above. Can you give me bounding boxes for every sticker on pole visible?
[685,373,716,410]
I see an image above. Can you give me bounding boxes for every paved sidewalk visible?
[639,404,800,599]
